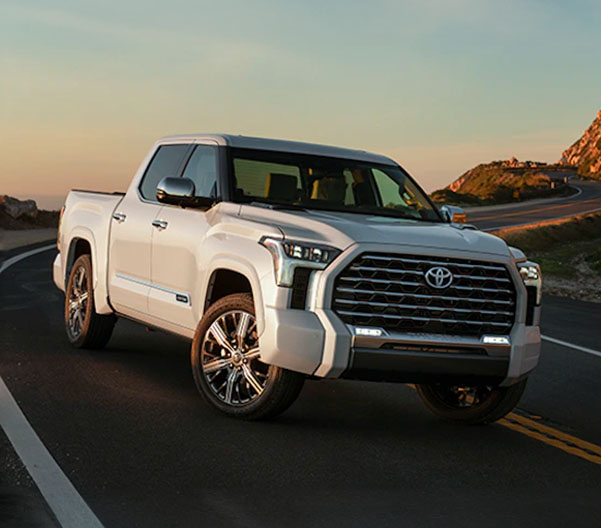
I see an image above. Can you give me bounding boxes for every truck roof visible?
[158,134,397,166]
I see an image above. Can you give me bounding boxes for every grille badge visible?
[425,266,453,289]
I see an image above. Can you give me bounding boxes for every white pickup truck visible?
[54,135,542,422]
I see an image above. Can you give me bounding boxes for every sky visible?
[1,0,600,210]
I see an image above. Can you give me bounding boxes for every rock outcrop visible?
[560,110,601,179]
[0,195,38,219]
[0,196,59,230]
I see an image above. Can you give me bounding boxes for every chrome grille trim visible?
[335,287,514,305]
[332,252,517,337]
[338,276,514,294]
[334,298,514,316]
[361,254,507,271]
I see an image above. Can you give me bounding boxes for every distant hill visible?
[431,109,601,206]
[430,158,574,206]
[560,110,601,179]
[0,195,59,230]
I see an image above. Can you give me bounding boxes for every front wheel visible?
[416,379,528,425]
[191,293,304,420]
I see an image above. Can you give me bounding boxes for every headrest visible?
[265,173,299,200]
[311,176,347,203]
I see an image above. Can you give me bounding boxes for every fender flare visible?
[203,256,267,335]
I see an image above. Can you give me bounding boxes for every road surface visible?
[467,179,601,231]
[0,248,599,527]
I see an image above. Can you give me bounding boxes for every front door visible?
[149,143,219,330]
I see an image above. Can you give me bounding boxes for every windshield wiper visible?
[248,201,308,212]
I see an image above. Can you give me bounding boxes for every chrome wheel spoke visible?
[243,347,261,360]
[208,321,236,355]
[224,369,238,404]
[235,312,251,348]
[242,364,264,395]
[76,309,84,328]
[203,356,231,374]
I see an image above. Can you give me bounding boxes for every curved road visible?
[1,178,601,527]
[467,179,601,231]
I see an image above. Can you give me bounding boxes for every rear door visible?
[149,143,220,330]
[108,144,192,316]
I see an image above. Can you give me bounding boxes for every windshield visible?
[229,148,442,222]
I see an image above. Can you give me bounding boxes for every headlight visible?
[517,261,542,305]
[259,237,341,286]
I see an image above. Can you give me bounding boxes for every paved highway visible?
[1,246,600,527]
[467,179,601,231]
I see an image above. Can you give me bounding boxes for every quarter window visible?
[139,145,190,201]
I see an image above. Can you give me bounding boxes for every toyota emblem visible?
[425,266,453,289]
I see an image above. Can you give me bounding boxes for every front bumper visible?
[258,242,541,387]
[260,305,541,386]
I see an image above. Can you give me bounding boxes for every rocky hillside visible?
[431,158,573,206]
[0,195,59,230]
[560,110,601,179]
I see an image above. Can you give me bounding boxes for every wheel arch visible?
[65,234,96,288]
[205,268,253,310]
[200,259,266,335]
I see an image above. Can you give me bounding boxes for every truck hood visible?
[238,205,511,258]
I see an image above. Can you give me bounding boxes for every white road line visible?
[542,335,601,359]
[0,243,56,274]
[0,245,105,528]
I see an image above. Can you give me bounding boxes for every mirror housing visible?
[440,205,467,224]
[156,177,214,208]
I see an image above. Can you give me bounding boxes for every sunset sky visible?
[2,0,600,209]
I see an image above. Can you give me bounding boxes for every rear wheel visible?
[191,293,304,420]
[416,379,527,425]
[64,255,116,349]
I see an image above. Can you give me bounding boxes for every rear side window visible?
[182,145,218,197]
[139,145,190,201]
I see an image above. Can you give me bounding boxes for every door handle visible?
[112,212,126,223]
[152,219,168,230]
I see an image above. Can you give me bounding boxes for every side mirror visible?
[440,205,467,224]
[156,177,214,209]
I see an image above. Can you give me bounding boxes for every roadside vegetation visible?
[495,212,601,303]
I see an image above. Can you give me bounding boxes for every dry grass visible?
[494,212,601,303]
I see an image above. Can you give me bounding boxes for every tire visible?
[191,293,305,420]
[416,379,528,425]
[64,254,116,349]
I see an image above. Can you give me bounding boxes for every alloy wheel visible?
[200,310,268,406]
[67,265,89,338]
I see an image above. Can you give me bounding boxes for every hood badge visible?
[425,266,453,289]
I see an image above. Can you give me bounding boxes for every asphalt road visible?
[467,179,601,231]
[1,249,600,527]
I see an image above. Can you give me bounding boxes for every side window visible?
[372,169,423,214]
[372,169,403,208]
[139,145,190,201]
[182,145,218,197]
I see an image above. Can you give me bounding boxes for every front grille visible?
[332,253,516,336]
